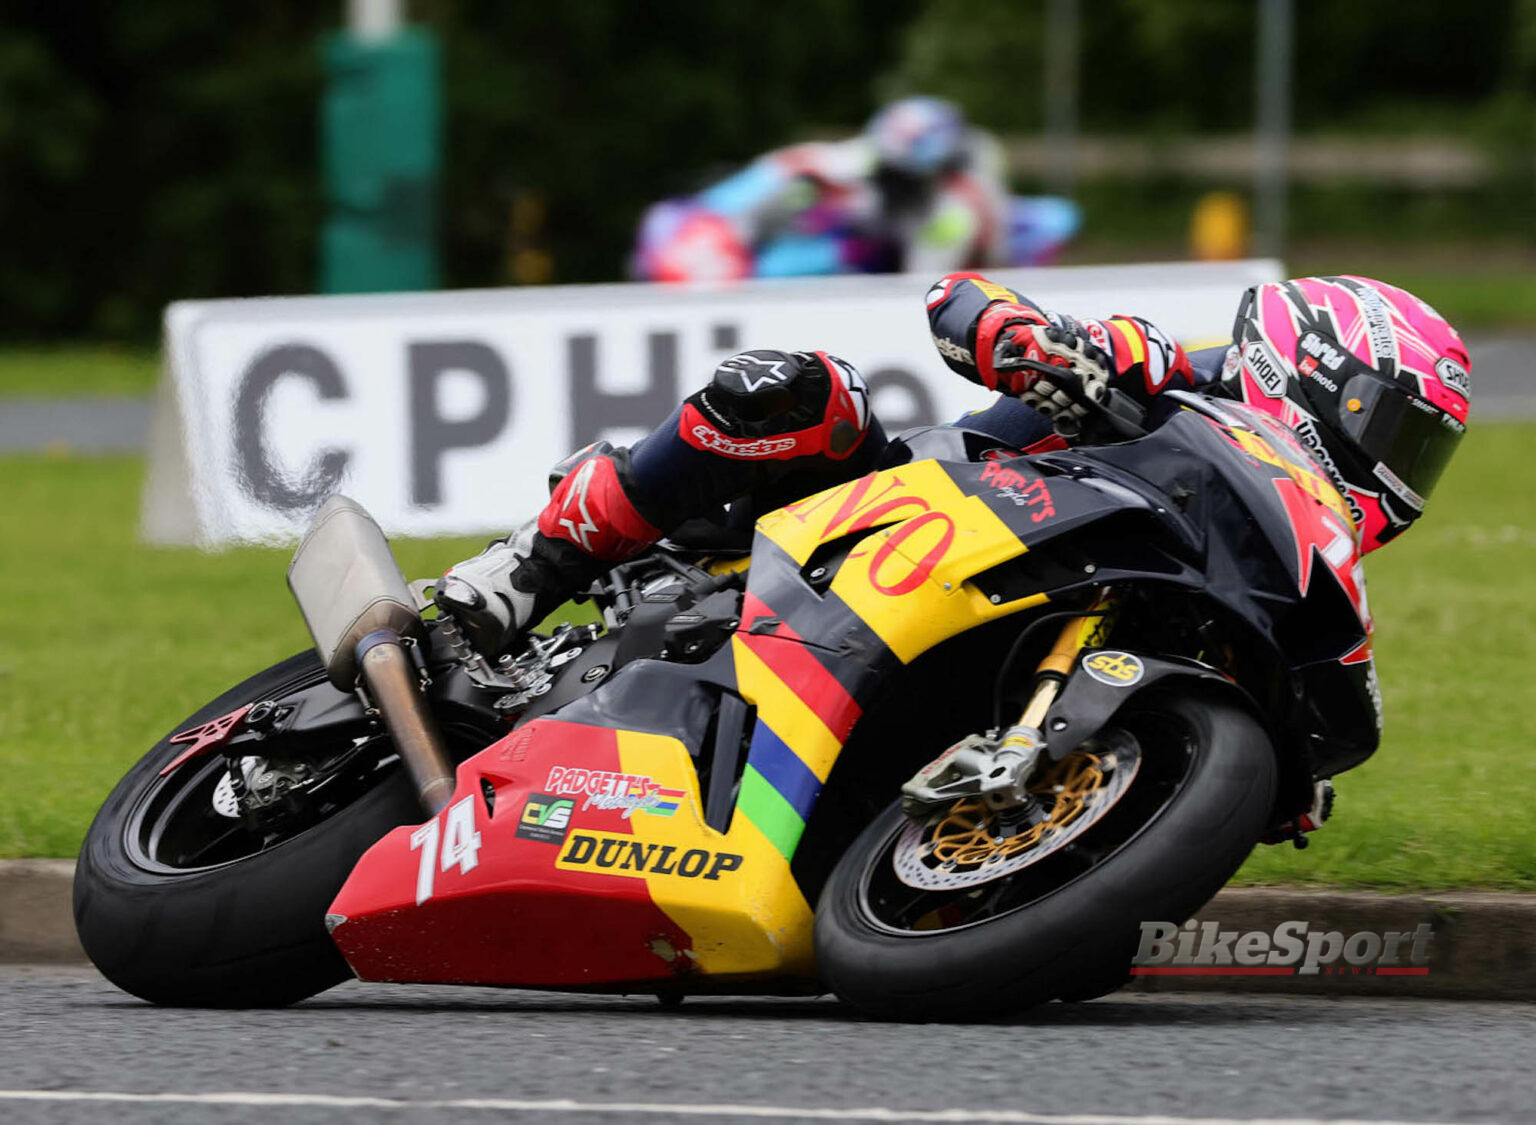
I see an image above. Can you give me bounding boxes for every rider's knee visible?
[678,349,872,462]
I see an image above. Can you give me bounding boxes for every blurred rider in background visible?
[436,272,1471,657]
[632,96,1078,282]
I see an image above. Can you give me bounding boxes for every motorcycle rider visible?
[436,272,1471,656]
[633,96,1048,281]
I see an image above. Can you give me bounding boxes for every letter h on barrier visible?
[568,333,680,449]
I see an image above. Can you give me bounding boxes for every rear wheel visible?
[814,691,1277,1020]
[74,652,433,1007]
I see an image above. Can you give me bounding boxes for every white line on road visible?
[0,1090,1474,1124]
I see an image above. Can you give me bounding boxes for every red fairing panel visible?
[327,719,693,988]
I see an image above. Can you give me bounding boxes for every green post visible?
[320,27,440,293]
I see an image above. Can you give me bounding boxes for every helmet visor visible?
[1337,375,1464,500]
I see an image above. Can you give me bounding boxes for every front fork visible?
[900,590,1119,819]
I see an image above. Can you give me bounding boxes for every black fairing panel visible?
[536,646,735,757]
[884,402,1377,771]
[1039,399,1378,768]
[498,397,1379,805]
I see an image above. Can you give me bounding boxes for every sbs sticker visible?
[1082,650,1146,686]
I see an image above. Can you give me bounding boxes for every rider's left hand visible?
[993,323,1113,437]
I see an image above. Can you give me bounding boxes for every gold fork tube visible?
[1015,589,1120,730]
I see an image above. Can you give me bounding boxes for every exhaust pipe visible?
[288,496,456,814]
[355,630,455,814]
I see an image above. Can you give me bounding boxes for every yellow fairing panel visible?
[759,462,1048,663]
[613,466,1052,979]
[608,730,817,979]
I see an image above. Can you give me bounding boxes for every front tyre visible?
[814,691,1277,1020]
[73,652,424,1007]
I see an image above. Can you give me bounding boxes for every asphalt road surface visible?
[1,967,1530,1124]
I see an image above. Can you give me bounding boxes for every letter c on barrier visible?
[235,345,351,512]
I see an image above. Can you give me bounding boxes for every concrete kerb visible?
[3,861,1531,999]
[0,861,82,963]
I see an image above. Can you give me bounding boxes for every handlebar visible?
[1010,359,1149,442]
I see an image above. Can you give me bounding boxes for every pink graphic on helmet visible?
[1229,275,1470,554]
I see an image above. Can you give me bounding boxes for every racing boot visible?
[433,521,601,657]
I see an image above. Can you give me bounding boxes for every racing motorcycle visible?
[74,388,1372,1018]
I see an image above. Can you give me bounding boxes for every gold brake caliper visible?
[925,749,1110,868]
[894,590,1143,890]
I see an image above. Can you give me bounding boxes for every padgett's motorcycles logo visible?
[545,766,685,819]
[1133,919,1434,977]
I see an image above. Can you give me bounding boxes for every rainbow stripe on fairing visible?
[608,728,817,978]
[727,462,1053,862]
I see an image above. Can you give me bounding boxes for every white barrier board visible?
[145,260,1280,545]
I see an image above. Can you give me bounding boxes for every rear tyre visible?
[814,691,1277,1021]
[73,652,424,1007]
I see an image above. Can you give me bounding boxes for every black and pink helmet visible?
[1221,275,1470,551]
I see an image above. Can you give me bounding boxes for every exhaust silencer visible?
[288,496,456,813]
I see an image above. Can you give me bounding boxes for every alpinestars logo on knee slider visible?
[555,459,601,552]
[717,352,792,394]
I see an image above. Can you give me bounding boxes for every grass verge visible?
[1,434,1532,890]
[0,347,160,398]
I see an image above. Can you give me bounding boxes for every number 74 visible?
[409,795,482,904]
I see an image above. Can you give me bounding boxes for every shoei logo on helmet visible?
[1083,651,1145,686]
[1243,340,1288,398]
[1435,356,1470,400]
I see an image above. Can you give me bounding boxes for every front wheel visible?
[814,691,1277,1020]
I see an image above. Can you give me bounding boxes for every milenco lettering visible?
[1353,287,1397,365]
[557,831,744,880]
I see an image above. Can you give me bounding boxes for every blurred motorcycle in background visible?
[631,96,1081,282]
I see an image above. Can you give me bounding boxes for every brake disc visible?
[892,732,1141,890]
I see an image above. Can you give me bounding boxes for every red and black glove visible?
[990,319,1115,438]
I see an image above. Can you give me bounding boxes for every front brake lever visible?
[1008,359,1149,441]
